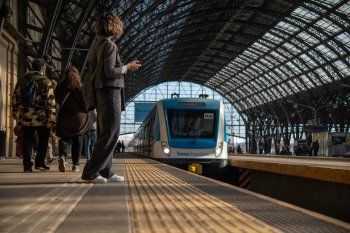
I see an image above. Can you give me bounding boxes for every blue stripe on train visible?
[168,138,216,149]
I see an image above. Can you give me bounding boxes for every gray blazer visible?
[88,37,125,90]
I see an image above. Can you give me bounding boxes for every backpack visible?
[21,76,38,108]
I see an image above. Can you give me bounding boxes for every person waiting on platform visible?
[12,58,56,172]
[81,12,141,183]
[295,145,302,156]
[56,65,90,172]
[236,144,242,154]
[280,145,290,155]
[116,140,122,153]
[84,110,97,161]
[121,141,125,153]
[313,140,320,156]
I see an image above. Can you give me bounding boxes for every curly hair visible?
[63,65,81,90]
[95,12,123,38]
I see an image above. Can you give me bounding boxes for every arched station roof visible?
[19,0,350,123]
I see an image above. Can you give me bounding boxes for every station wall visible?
[0,0,61,157]
[0,0,18,157]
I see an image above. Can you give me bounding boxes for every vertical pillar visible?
[246,120,252,154]
[284,123,289,146]
[17,0,29,80]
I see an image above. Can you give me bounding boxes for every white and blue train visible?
[129,98,228,168]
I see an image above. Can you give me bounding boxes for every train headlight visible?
[161,141,171,155]
[164,147,170,154]
[215,142,223,157]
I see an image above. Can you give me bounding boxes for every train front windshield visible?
[167,109,216,138]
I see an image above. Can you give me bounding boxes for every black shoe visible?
[35,165,50,171]
[24,168,33,173]
[47,158,54,164]
[59,157,66,172]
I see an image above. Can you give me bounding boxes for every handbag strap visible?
[56,92,70,115]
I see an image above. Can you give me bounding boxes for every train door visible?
[143,121,151,157]
[142,125,147,156]
[148,119,153,157]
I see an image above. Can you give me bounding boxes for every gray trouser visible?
[82,87,121,179]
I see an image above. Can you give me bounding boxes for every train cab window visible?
[167,109,216,138]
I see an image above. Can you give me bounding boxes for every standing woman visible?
[82,12,140,183]
[56,65,90,172]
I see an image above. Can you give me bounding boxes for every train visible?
[129,98,228,169]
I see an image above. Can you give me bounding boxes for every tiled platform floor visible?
[0,154,349,233]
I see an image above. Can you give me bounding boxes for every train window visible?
[167,109,216,138]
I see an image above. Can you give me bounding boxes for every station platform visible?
[228,154,350,185]
[0,154,349,233]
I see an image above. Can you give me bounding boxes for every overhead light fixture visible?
[339,83,350,88]
[286,100,297,108]
[171,93,179,98]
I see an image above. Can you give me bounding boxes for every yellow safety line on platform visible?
[125,158,282,233]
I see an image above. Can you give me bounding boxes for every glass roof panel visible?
[334,60,350,77]
[276,21,299,34]
[292,78,306,91]
[301,74,315,88]
[315,18,342,35]
[296,32,319,46]
[315,44,337,61]
[337,2,350,15]
[292,6,319,22]
[313,0,342,7]
[119,0,195,82]
[206,1,350,111]
[336,32,350,49]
